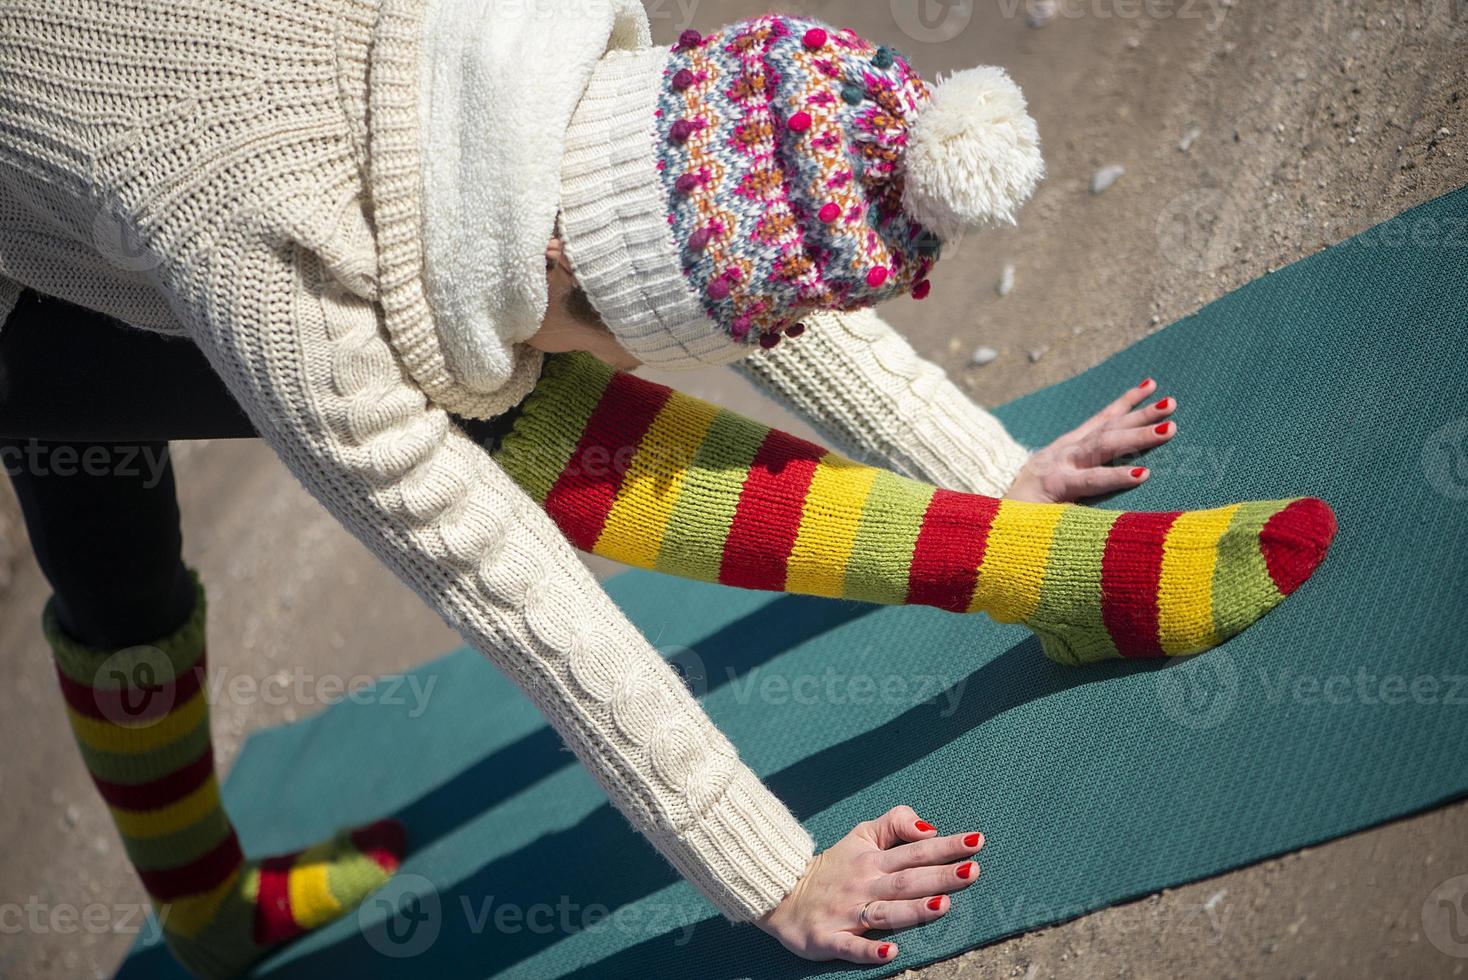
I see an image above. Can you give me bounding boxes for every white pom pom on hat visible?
[901,66,1045,241]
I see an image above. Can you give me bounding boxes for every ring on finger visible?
[859,901,875,929]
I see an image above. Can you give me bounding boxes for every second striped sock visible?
[492,354,1335,664]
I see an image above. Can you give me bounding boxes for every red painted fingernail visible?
[914,820,935,833]
[957,862,976,879]
[1139,377,1153,389]
[927,896,943,911]
[1154,398,1172,411]
[1131,467,1148,479]
[1155,422,1172,435]
[963,833,982,848]
[878,943,893,959]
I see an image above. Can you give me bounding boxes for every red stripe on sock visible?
[719,430,824,591]
[91,745,215,812]
[350,818,407,874]
[138,829,244,902]
[543,372,671,551]
[906,491,1002,612]
[1100,511,1181,659]
[55,653,206,723]
[253,849,305,944]
[1259,498,1336,596]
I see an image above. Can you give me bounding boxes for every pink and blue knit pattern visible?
[654,16,943,351]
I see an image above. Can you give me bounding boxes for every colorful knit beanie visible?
[559,14,1044,365]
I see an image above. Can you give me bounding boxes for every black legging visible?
[0,288,521,648]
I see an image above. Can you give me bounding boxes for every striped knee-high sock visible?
[46,575,405,979]
[493,353,1336,664]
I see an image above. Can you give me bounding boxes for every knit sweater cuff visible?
[736,308,1031,497]
[658,764,815,922]
[368,0,544,420]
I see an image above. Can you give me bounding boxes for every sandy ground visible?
[1,1,1466,977]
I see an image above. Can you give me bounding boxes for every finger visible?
[880,831,984,872]
[880,860,980,901]
[826,933,898,965]
[859,806,937,849]
[1052,465,1150,502]
[1090,420,1176,464]
[1072,377,1159,440]
[1117,395,1178,431]
[856,896,949,932]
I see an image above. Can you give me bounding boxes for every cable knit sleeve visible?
[0,0,812,923]
[734,307,1032,498]
[182,236,814,922]
[359,0,811,919]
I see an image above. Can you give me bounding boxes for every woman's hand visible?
[1004,377,1178,504]
[757,806,984,964]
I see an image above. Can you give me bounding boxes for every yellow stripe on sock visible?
[1156,504,1241,655]
[287,843,345,931]
[969,500,1066,622]
[157,867,240,939]
[784,456,880,598]
[65,689,208,755]
[593,393,720,567]
[110,776,222,840]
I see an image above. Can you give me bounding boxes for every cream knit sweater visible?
[0,0,1028,921]
[738,309,1031,498]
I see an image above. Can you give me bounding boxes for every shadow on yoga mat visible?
[120,187,1468,979]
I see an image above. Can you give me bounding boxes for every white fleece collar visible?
[417,0,651,395]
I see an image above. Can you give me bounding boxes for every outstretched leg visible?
[5,437,404,979]
[491,353,1336,664]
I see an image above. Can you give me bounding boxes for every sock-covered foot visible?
[978,496,1337,663]
[45,576,406,979]
[493,353,1336,663]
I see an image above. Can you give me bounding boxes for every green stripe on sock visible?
[655,409,769,583]
[492,353,615,505]
[74,718,214,785]
[46,582,208,687]
[327,834,398,906]
[1210,500,1286,642]
[1031,506,1123,666]
[842,472,936,605]
[122,810,235,872]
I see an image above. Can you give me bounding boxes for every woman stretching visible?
[0,5,1334,975]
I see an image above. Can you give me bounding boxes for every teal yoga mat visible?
[120,187,1468,979]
